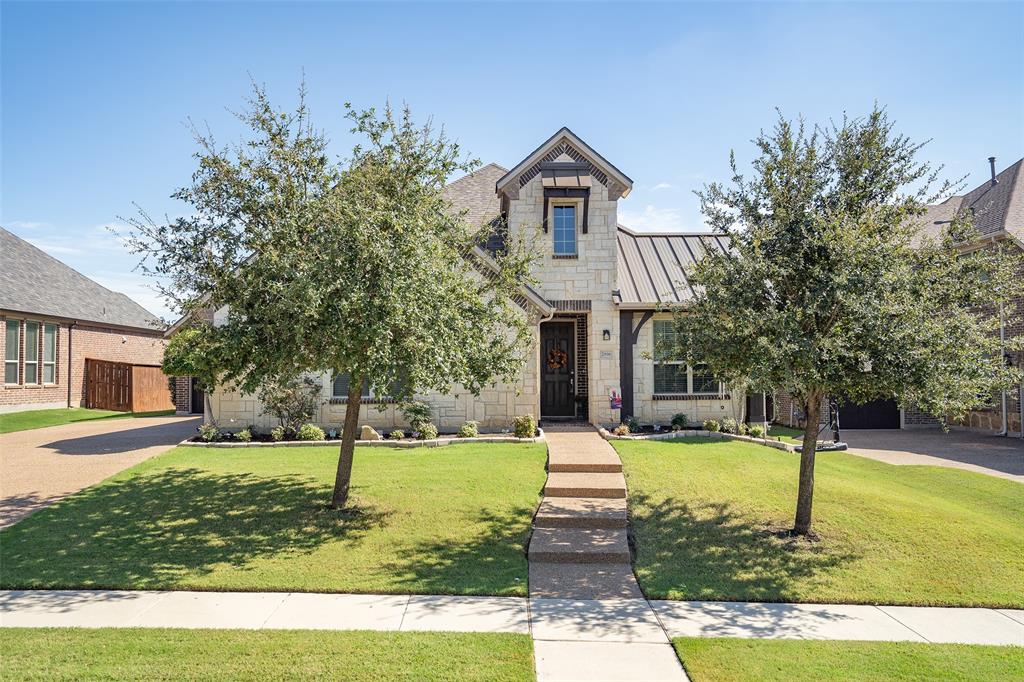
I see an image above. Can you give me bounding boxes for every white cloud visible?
[5,220,49,230]
[24,238,82,255]
[651,182,673,191]
[618,205,691,232]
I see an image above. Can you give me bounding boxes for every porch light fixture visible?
[602,329,611,341]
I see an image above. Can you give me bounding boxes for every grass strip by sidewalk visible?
[0,628,535,682]
[673,638,1023,682]
[0,443,545,596]
[0,407,175,434]
[616,437,1023,607]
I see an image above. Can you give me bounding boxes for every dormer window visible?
[553,205,577,256]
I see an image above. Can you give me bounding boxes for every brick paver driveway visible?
[0,415,200,528]
[843,429,1024,483]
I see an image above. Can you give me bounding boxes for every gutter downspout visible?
[66,321,77,408]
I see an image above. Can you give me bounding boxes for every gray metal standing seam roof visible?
[0,226,164,330]
[616,226,731,306]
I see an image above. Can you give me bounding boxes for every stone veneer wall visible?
[507,161,621,426]
[208,308,541,433]
[629,312,743,426]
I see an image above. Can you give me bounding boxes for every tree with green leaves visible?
[128,84,536,508]
[674,107,1021,536]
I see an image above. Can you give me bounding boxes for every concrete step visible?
[544,472,627,499]
[548,448,622,473]
[534,497,627,529]
[528,527,631,563]
[529,562,643,599]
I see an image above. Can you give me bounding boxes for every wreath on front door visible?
[546,348,569,370]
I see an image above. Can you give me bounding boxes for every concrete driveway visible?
[1,415,200,528]
[843,429,1024,483]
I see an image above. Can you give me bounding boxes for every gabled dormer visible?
[496,128,632,300]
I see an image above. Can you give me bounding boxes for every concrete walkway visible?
[528,427,688,681]
[0,415,201,528]
[3,590,1021,647]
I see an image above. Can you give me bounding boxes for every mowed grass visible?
[0,443,546,595]
[674,638,1023,682]
[0,628,535,682]
[766,424,804,445]
[0,407,174,433]
[616,438,1023,606]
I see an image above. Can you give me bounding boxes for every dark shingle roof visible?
[0,227,163,330]
[616,226,731,306]
[912,158,1024,245]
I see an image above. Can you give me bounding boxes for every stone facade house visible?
[189,128,756,432]
[774,157,1024,435]
[0,227,169,413]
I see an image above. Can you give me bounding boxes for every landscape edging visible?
[180,428,546,449]
[597,427,797,452]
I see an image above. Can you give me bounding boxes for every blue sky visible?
[3,1,1022,320]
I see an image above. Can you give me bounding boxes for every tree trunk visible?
[793,391,822,536]
[330,375,364,509]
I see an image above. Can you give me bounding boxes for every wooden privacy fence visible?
[85,359,174,413]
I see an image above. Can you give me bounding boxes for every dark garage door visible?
[838,398,900,429]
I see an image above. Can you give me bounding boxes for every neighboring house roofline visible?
[495,127,633,198]
[0,226,165,332]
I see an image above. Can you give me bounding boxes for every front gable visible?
[496,127,633,202]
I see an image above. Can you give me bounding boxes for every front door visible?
[190,377,205,415]
[541,322,575,418]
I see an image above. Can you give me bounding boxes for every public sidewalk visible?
[3,590,1022,645]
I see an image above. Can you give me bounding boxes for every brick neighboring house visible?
[774,157,1024,435]
[0,227,169,413]
[174,128,767,432]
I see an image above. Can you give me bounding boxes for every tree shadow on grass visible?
[629,492,858,602]
[386,506,535,596]
[0,468,386,589]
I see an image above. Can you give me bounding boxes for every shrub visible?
[457,421,479,438]
[198,423,220,442]
[417,423,439,440]
[738,423,749,436]
[670,413,689,430]
[720,417,738,434]
[748,423,766,438]
[388,429,405,440]
[236,428,253,442]
[259,375,323,436]
[297,423,325,441]
[513,414,536,439]
[624,415,640,432]
[401,401,433,431]
[703,419,720,432]
[270,425,286,442]
[612,424,631,436]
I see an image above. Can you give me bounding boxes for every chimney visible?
[989,157,998,185]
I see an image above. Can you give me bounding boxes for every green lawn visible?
[615,438,1023,607]
[0,628,534,681]
[674,638,1023,682]
[766,424,804,444]
[0,407,175,434]
[0,443,546,595]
